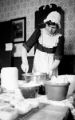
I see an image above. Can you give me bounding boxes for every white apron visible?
[32,29,61,75]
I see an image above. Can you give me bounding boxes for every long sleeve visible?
[55,36,65,60]
[23,28,40,52]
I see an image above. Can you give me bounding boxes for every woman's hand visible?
[21,63,29,73]
[21,45,29,72]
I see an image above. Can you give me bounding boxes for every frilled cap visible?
[44,11,61,28]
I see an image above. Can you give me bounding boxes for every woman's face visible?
[45,24,57,35]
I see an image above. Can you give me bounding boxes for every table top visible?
[0,79,75,120]
[16,104,73,120]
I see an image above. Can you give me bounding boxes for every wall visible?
[0,0,75,55]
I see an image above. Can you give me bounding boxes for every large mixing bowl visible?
[45,81,70,101]
[22,72,49,83]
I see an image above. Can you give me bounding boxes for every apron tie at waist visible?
[37,43,56,53]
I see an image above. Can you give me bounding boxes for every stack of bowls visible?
[20,72,48,98]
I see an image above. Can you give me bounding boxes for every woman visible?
[21,11,64,77]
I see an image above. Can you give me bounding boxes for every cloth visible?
[33,50,54,73]
[23,28,64,74]
[24,28,64,59]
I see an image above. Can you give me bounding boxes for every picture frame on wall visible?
[11,17,26,43]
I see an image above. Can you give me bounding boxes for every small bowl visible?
[19,86,39,98]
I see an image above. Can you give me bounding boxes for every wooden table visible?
[16,103,74,120]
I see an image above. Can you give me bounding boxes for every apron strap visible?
[37,42,56,53]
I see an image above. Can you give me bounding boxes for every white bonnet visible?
[44,11,61,28]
